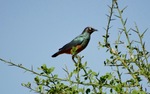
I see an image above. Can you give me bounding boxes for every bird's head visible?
[82,27,98,34]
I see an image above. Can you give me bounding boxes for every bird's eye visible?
[88,27,92,31]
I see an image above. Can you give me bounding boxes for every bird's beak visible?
[94,28,98,32]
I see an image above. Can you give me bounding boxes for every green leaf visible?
[34,76,40,84]
[38,85,43,92]
[69,72,73,79]
[71,46,78,55]
[88,69,92,74]
[82,62,87,67]
[91,71,97,76]
[41,64,47,70]
[53,74,58,78]
[131,90,146,94]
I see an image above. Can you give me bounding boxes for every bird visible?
[51,26,97,58]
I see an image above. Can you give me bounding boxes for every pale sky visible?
[0,0,150,93]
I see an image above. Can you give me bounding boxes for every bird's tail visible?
[51,52,59,57]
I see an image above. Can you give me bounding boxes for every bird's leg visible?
[72,55,77,64]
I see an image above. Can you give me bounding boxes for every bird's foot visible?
[72,55,84,66]
[72,55,77,64]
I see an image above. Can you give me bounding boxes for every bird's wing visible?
[59,35,84,51]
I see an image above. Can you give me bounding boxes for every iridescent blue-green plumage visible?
[52,27,97,57]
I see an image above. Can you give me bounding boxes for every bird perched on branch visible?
[51,27,97,61]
